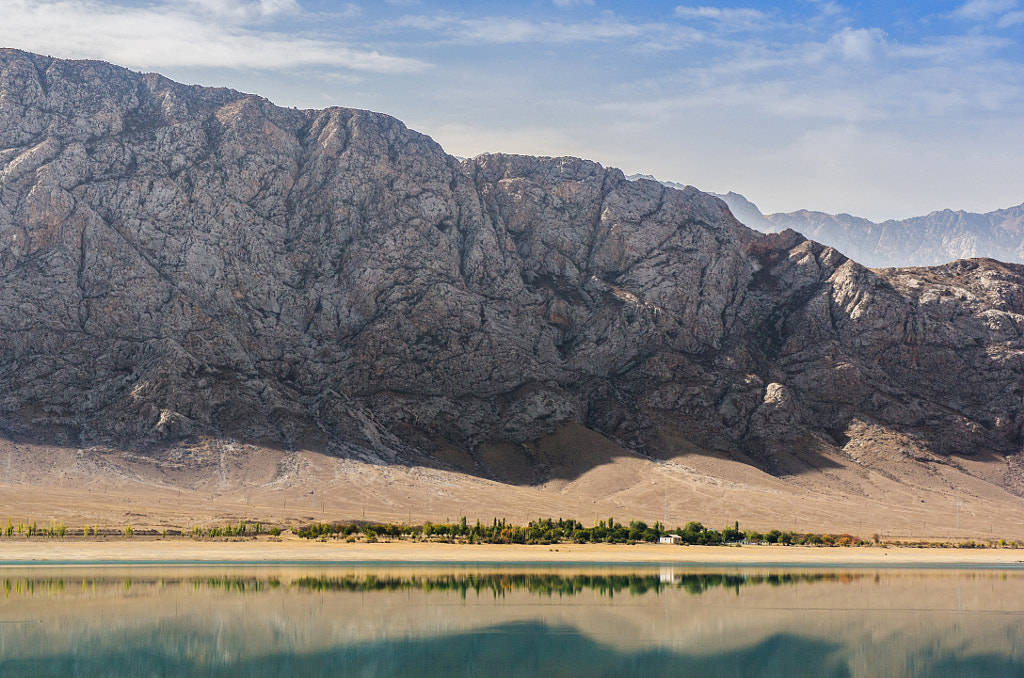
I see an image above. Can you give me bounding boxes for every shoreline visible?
[2,540,1024,566]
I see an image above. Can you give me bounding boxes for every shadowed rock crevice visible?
[1,49,1024,493]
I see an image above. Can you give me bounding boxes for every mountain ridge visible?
[724,189,1024,268]
[3,50,1024,532]
[626,173,1024,268]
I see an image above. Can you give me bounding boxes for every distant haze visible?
[715,190,1024,268]
[628,173,1024,267]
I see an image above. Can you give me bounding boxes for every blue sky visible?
[1,0,1022,220]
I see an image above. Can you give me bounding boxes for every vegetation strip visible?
[2,515,1019,548]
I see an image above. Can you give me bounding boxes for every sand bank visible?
[1,539,1023,566]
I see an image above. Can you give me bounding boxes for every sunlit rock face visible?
[2,49,1023,489]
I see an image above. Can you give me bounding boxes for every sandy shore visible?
[1,539,1023,566]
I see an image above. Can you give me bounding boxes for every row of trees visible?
[297,517,671,544]
[189,522,277,538]
[1,519,135,539]
[3,519,67,538]
[0,519,285,540]
[293,517,864,547]
[0,515,864,546]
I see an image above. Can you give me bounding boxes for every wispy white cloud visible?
[673,6,767,22]
[597,23,1023,129]
[997,9,1024,25]
[828,27,886,61]
[598,78,889,125]
[886,34,1011,63]
[464,16,645,43]
[811,1,844,17]
[394,13,687,46]
[178,0,301,21]
[672,5,772,32]
[553,0,594,7]
[0,0,425,73]
[954,0,1019,20]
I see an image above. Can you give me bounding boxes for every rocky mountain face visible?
[712,191,1024,268]
[2,50,1024,490]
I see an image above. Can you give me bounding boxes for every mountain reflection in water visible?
[0,566,1021,678]
[1,623,855,678]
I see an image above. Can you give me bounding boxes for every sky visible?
[1,0,1022,221]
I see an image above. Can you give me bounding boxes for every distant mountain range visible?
[628,174,1024,268]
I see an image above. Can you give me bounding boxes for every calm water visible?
[1,563,1023,677]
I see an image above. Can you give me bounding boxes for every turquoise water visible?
[1,564,1023,677]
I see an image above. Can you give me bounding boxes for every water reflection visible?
[1,565,1022,677]
[0,624,854,678]
[0,570,860,599]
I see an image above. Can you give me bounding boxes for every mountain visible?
[3,50,1024,534]
[710,191,1024,268]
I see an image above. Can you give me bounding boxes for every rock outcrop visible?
[2,50,1023,491]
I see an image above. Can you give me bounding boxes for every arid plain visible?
[3,422,1023,544]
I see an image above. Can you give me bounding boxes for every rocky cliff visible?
[2,50,1023,492]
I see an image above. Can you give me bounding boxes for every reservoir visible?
[1,564,1022,676]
